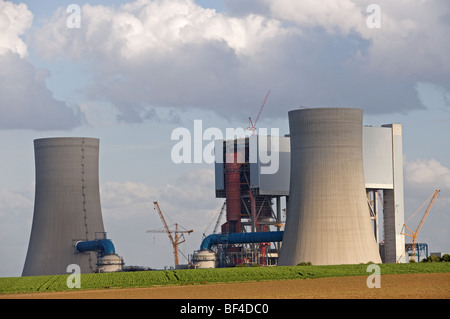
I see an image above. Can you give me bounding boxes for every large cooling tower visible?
[22,137,106,276]
[279,108,381,266]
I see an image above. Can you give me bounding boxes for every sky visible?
[0,0,449,277]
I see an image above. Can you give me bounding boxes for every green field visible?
[1,262,448,295]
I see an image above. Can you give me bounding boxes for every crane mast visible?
[400,190,440,262]
[148,201,193,267]
[212,201,226,234]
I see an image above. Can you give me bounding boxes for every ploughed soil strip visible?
[1,273,449,299]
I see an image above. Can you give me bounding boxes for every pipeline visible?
[76,239,116,255]
[200,231,284,251]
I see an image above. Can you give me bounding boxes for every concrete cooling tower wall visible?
[278,108,382,266]
[22,137,106,276]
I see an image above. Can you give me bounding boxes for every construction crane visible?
[212,201,226,234]
[399,189,440,262]
[247,90,271,135]
[147,201,193,267]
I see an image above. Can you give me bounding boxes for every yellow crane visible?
[147,201,193,267]
[400,190,440,262]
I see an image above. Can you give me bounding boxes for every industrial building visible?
[22,107,407,275]
[22,137,123,276]
[200,135,290,267]
[193,107,405,268]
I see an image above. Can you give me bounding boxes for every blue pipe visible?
[76,239,116,255]
[200,231,284,251]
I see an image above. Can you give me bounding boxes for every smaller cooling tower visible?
[22,137,108,276]
[279,108,381,266]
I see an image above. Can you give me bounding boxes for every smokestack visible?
[22,137,106,276]
[225,151,242,233]
[279,108,381,265]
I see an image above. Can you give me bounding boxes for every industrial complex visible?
[22,107,438,276]
[196,108,404,268]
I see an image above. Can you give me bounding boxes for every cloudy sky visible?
[0,0,449,277]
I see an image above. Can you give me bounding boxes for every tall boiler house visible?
[22,137,122,276]
[214,135,290,266]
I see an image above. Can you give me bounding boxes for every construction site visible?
[21,93,443,276]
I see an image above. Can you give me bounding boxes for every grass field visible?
[1,262,448,295]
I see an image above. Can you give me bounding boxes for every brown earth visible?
[1,273,449,299]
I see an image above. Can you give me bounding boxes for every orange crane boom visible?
[148,201,193,266]
[400,190,440,262]
[247,90,271,134]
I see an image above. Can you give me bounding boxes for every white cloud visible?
[78,101,120,127]
[356,0,450,78]
[27,0,450,124]
[160,168,219,209]
[263,0,450,78]
[403,158,450,222]
[100,168,222,223]
[267,0,366,35]
[33,0,287,59]
[0,51,84,130]
[101,180,158,210]
[405,158,450,189]
[0,187,33,217]
[28,0,298,122]
[0,0,32,57]
[0,0,83,131]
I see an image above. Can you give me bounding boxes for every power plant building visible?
[363,123,405,263]
[212,107,405,266]
[210,136,290,266]
[22,109,405,273]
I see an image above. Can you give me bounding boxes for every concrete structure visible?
[278,108,382,266]
[363,124,405,263]
[192,250,217,269]
[22,137,121,276]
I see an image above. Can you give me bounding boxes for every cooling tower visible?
[278,108,381,266]
[22,137,106,276]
